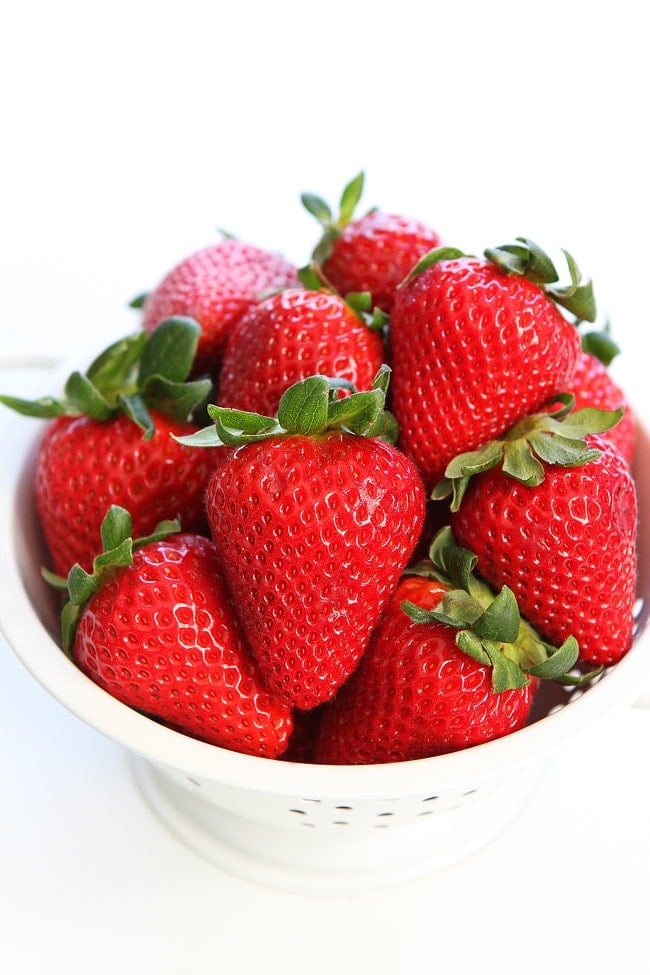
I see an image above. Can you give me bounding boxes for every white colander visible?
[1,356,649,895]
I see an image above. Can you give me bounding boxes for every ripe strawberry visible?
[390,239,590,488]
[313,526,585,765]
[50,507,293,756]
[568,349,636,464]
[0,319,219,576]
[140,238,299,376]
[179,369,426,710]
[302,172,441,313]
[216,285,386,416]
[436,404,637,667]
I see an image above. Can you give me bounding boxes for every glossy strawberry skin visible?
[216,288,386,415]
[204,432,426,710]
[314,575,536,765]
[569,350,636,464]
[72,533,293,756]
[450,435,637,666]
[390,257,581,488]
[323,210,441,314]
[34,410,220,577]
[141,239,299,375]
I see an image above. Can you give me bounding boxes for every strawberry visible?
[216,283,386,416]
[48,507,293,756]
[389,239,591,488]
[302,172,441,313]
[435,402,637,667]
[140,238,299,376]
[569,349,636,464]
[0,319,218,576]
[178,368,426,710]
[314,529,583,765]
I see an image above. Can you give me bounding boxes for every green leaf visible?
[0,393,69,418]
[401,600,442,625]
[481,641,529,692]
[41,567,69,590]
[502,438,545,485]
[472,586,520,643]
[277,375,330,434]
[366,407,399,445]
[580,329,620,366]
[338,171,365,226]
[128,292,149,309]
[134,518,182,549]
[67,564,100,605]
[402,246,466,285]
[327,388,384,435]
[100,506,133,553]
[172,425,226,448]
[445,441,504,479]
[527,636,580,680]
[300,192,332,225]
[143,376,213,422]
[528,432,601,468]
[429,527,478,591]
[514,238,559,284]
[549,406,623,439]
[455,630,492,666]
[208,404,278,434]
[61,601,82,657]
[138,317,201,384]
[64,372,114,421]
[94,537,134,572]
[548,250,597,322]
[118,392,155,439]
[434,589,484,628]
[485,239,559,285]
[297,264,327,291]
[86,332,147,397]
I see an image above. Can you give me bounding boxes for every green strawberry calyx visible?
[297,263,389,333]
[43,505,180,656]
[485,238,596,321]
[0,318,212,440]
[175,366,398,448]
[301,171,366,265]
[403,526,602,692]
[401,237,597,324]
[433,396,623,511]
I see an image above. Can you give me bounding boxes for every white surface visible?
[1,1,650,972]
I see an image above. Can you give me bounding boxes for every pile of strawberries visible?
[1,174,639,765]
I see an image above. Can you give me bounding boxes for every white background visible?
[1,2,650,973]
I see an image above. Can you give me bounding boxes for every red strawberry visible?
[302,172,441,313]
[313,524,584,764]
[216,286,386,416]
[180,369,426,710]
[437,405,638,667]
[0,319,219,576]
[569,349,636,464]
[389,239,589,488]
[141,238,299,375]
[53,508,293,756]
